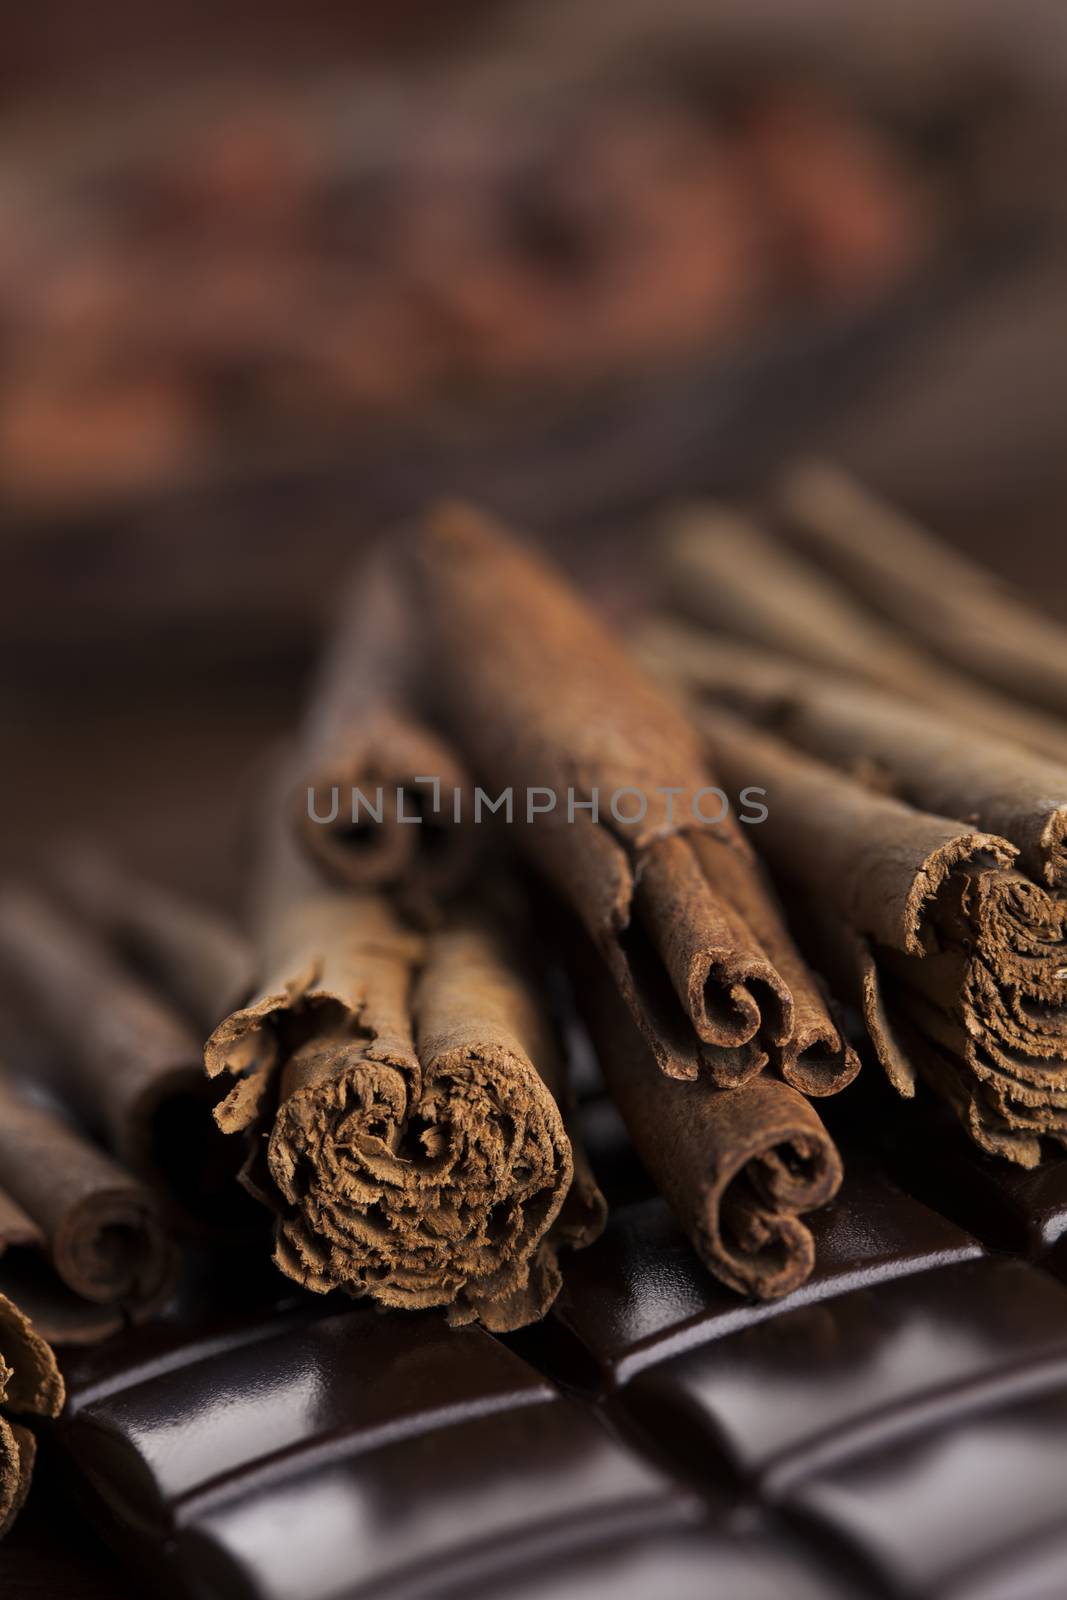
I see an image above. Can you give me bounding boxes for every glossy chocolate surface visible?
[47,1076,1067,1599]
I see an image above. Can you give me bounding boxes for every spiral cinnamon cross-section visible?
[268,1008,573,1328]
[0,886,248,1232]
[0,1075,175,1337]
[291,551,474,920]
[206,888,602,1332]
[296,714,474,914]
[0,1293,64,1540]
[576,939,842,1300]
[697,1079,843,1299]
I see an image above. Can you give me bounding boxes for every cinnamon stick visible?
[205,813,603,1332]
[780,459,1067,722]
[0,887,243,1226]
[638,622,1067,890]
[412,502,801,1086]
[691,834,859,1097]
[663,506,930,687]
[574,938,842,1299]
[701,710,1014,957]
[55,847,253,1035]
[640,624,1067,1161]
[0,1293,63,1539]
[701,709,1067,1166]
[0,1073,174,1343]
[776,894,918,1102]
[659,505,1067,764]
[290,550,474,920]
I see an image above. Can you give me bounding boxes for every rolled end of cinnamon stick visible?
[774,1015,861,1101]
[267,923,582,1332]
[578,946,842,1301]
[293,713,475,914]
[0,1420,34,1541]
[1039,808,1067,893]
[208,878,600,1332]
[688,833,859,1098]
[49,1183,173,1309]
[0,885,234,1222]
[635,835,792,1061]
[699,1078,843,1299]
[0,1292,63,1541]
[0,1080,176,1319]
[0,1294,63,1419]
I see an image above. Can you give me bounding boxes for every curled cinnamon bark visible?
[413,502,796,1084]
[703,710,1014,956]
[876,865,1067,1167]
[691,835,859,1097]
[658,504,1067,763]
[638,623,1067,890]
[702,710,1067,1166]
[0,1293,63,1539]
[205,819,603,1331]
[778,895,918,1102]
[0,1075,174,1343]
[780,459,1067,722]
[575,943,842,1299]
[0,888,240,1226]
[290,551,474,919]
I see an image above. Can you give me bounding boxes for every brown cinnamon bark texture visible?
[56,847,253,1035]
[0,1074,174,1344]
[638,623,1067,891]
[205,816,603,1331]
[0,887,242,1226]
[412,502,809,1086]
[690,833,860,1097]
[659,504,1067,764]
[0,1293,63,1539]
[576,941,842,1298]
[774,894,918,1102]
[290,550,474,919]
[701,709,1067,1167]
[780,459,1067,722]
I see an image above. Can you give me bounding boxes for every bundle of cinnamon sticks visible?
[0,860,261,1351]
[0,859,260,1536]
[643,462,1067,1168]
[9,461,1064,1544]
[203,507,853,1319]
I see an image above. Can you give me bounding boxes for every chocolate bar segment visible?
[548,1169,982,1392]
[785,1386,1067,1599]
[58,1299,696,1600]
[624,1257,1067,1490]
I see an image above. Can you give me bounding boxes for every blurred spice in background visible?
[0,70,939,512]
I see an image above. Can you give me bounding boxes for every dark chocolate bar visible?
[44,1080,1067,1600]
